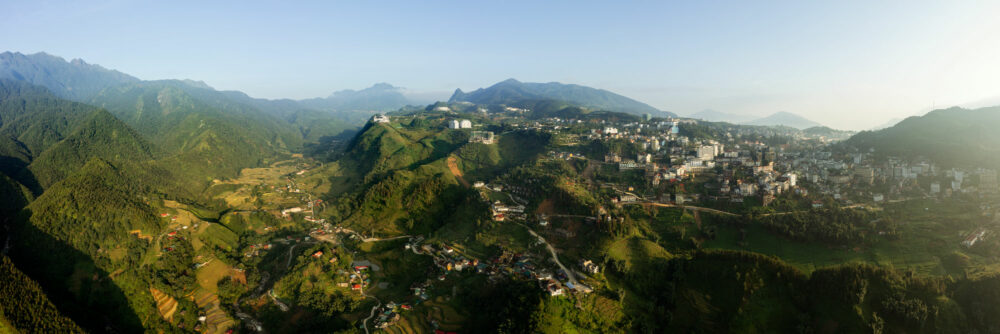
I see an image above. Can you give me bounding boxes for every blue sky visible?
[3,0,1000,130]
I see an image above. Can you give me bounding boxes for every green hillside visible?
[0,255,83,333]
[27,109,155,189]
[450,78,673,117]
[11,158,164,332]
[844,106,1000,168]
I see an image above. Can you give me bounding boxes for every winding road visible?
[361,294,381,334]
[519,223,580,289]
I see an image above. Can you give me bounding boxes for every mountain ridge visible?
[450,78,675,117]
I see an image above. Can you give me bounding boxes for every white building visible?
[448,119,472,129]
[637,153,652,164]
[697,145,716,160]
[603,127,619,135]
[371,114,390,123]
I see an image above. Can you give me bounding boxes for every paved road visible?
[285,244,298,268]
[632,201,738,216]
[520,223,580,289]
[361,294,381,334]
[334,227,409,243]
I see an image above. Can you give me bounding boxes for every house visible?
[581,260,600,274]
[469,131,494,144]
[281,207,305,216]
[963,230,986,247]
[547,282,564,296]
[351,284,362,290]
[312,251,323,258]
[449,119,472,129]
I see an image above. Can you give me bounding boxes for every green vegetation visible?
[0,255,83,333]
[845,106,1000,169]
[7,55,1000,333]
[449,78,669,116]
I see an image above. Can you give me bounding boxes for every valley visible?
[3,51,1000,333]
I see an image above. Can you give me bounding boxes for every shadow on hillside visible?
[407,138,462,171]
[305,128,361,162]
[0,157,43,197]
[9,209,143,333]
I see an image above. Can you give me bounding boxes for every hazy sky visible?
[3,0,1000,130]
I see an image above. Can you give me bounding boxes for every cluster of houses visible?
[372,301,413,329]
[490,200,526,222]
[244,243,273,258]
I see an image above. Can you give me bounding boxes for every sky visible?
[3,0,1000,130]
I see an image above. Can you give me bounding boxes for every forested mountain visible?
[26,109,155,189]
[450,78,673,116]
[0,255,83,333]
[0,52,358,148]
[88,80,307,184]
[10,158,166,332]
[845,106,1000,168]
[0,52,138,101]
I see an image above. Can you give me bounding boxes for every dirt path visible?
[446,155,470,188]
[692,210,702,229]
[581,160,597,185]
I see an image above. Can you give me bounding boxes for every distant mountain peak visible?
[449,79,673,117]
[370,82,397,89]
[300,82,413,112]
[744,111,822,129]
[0,51,140,101]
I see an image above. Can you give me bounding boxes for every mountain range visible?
[450,78,675,117]
[5,50,1000,333]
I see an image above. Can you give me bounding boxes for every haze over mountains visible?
[686,109,825,129]
[450,78,675,117]
[5,49,1000,333]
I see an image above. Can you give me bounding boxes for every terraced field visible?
[149,287,178,322]
[191,289,234,334]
